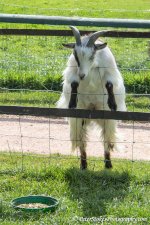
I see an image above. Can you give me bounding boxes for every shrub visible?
[0,72,62,91]
[0,71,149,94]
[124,72,150,94]
[43,74,62,91]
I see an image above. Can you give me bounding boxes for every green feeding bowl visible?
[11,195,59,212]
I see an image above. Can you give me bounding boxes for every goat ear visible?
[95,42,107,50]
[62,43,75,49]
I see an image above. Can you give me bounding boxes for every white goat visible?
[57,26,126,169]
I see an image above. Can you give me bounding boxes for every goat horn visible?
[86,30,107,47]
[70,26,81,46]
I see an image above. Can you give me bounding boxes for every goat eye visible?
[89,51,95,61]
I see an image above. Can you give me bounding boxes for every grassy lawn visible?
[0,153,150,225]
[0,0,150,19]
[0,91,60,108]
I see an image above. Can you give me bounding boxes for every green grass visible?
[0,153,150,225]
[0,0,150,19]
[0,90,60,108]
[126,95,150,112]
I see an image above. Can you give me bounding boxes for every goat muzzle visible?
[79,73,85,80]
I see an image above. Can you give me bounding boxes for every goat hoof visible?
[105,161,113,169]
[80,162,87,170]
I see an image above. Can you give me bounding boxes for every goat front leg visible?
[105,81,117,111]
[80,119,88,170]
[69,81,79,108]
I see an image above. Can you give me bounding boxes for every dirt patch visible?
[0,115,149,161]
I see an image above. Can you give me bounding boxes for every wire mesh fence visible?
[0,28,149,170]
[0,2,150,221]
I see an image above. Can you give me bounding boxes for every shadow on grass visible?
[0,210,51,223]
[65,167,131,217]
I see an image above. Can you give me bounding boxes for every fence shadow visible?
[65,167,131,217]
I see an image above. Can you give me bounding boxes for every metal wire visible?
[0,30,149,170]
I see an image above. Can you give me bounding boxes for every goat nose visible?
[80,73,85,80]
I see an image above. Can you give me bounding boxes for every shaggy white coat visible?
[57,36,126,154]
